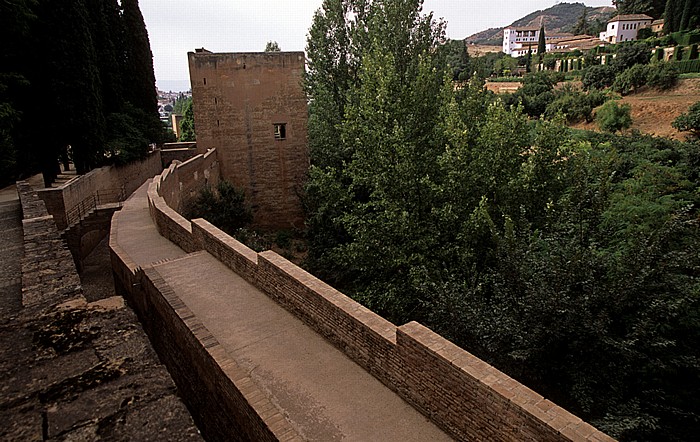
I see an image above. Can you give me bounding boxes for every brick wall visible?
[148,149,219,253]
[37,151,163,230]
[188,51,309,229]
[140,163,616,441]
[109,207,302,441]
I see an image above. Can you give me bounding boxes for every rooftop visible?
[608,14,653,23]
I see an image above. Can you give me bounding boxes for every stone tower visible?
[187,49,308,229]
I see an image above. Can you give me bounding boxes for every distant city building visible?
[599,14,653,43]
[503,27,573,57]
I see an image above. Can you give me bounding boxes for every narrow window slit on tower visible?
[274,123,286,140]
[203,77,207,85]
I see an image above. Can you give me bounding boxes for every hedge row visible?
[671,59,700,74]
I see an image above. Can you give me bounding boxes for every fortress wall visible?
[143,158,614,442]
[191,219,259,286]
[109,215,299,441]
[135,265,300,442]
[147,150,220,253]
[38,151,162,230]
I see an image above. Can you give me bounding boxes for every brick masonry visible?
[188,51,309,229]
[131,155,617,441]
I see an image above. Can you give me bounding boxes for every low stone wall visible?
[143,160,615,441]
[37,151,162,230]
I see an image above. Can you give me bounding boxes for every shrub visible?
[672,101,700,138]
[674,46,684,61]
[610,42,651,73]
[689,44,699,61]
[186,180,253,235]
[647,63,679,90]
[654,47,664,62]
[596,100,632,133]
[582,64,616,90]
[612,64,651,95]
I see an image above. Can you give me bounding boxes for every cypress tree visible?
[538,25,546,55]
[121,0,158,116]
[679,0,692,30]
[86,0,125,115]
[31,0,105,178]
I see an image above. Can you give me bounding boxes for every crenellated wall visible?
[131,152,615,442]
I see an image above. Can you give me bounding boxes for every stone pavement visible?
[117,183,452,441]
[0,180,202,441]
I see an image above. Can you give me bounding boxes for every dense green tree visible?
[538,25,546,55]
[443,39,470,80]
[614,0,665,17]
[121,0,158,116]
[596,100,633,133]
[672,100,700,138]
[572,8,589,35]
[85,0,124,115]
[30,0,107,178]
[582,64,616,90]
[0,0,35,185]
[610,41,651,72]
[264,41,281,51]
[179,99,195,142]
[186,180,252,235]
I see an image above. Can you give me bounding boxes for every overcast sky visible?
[139,0,614,92]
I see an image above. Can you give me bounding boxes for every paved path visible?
[117,182,452,441]
[0,186,23,325]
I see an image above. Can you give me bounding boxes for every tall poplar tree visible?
[537,25,546,55]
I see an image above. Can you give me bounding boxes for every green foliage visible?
[179,99,195,142]
[305,2,700,439]
[442,39,470,80]
[186,180,252,236]
[538,25,546,55]
[613,0,666,16]
[264,41,281,52]
[610,42,651,73]
[545,86,606,123]
[646,62,679,88]
[672,100,700,138]
[582,64,616,90]
[671,58,700,73]
[612,64,651,95]
[121,0,158,116]
[596,100,633,133]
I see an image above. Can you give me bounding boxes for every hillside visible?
[465,2,616,46]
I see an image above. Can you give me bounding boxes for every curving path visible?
[115,181,452,441]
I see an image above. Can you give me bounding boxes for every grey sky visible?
[139,0,614,91]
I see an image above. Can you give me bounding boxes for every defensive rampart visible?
[113,148,614,441]
[37,151,162,230]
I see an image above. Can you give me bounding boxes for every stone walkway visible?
[0,180,202,441]
[116,182,452,441]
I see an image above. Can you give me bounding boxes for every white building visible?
[503,27,573,57]
[599,14,653,43]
